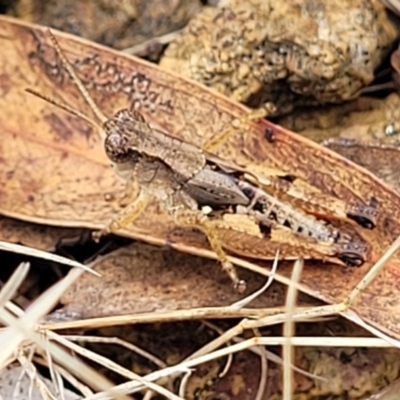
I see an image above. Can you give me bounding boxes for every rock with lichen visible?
[160,0,398,111]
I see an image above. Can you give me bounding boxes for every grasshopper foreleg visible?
[93,190,150,241]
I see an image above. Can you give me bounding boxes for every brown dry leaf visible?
[1,17,400,337]
[58,242,312,319]
[324,139,400,195]
[0,216,84,251]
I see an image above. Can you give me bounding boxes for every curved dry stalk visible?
[0,240,99,276]
[17,351,60,400]
[178,370,193,398]
[230,250,280,309]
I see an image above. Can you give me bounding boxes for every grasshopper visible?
[27,30,375,291]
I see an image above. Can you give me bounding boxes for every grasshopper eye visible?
[105,132,141,164]
[105,132,130,163]
[127,148,141,163]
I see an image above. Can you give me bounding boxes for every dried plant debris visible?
[87,322,262,400]
[9,0,202,49]
[0,216,85,252]
[278,94,400,143]
[71,320,400,399]
[0,364,80,400]
[160,0,397,110]
[57,243,312,319]
[269,346,400,399]
[0,8,400,400]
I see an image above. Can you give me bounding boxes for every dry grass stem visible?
[283,259,304,400]
[0,240,100,276]
[64,335,167,369]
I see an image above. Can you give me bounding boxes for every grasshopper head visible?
[104,109,144,164]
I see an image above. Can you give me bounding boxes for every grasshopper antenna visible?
[46,28,108,126]
[25,88,104,134]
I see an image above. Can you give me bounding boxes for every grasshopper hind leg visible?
[172,207,247,293]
